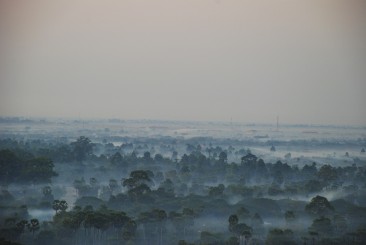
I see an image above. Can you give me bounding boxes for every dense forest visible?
[0,120,366,245]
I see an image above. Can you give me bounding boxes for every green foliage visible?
[219,151,228,163]
[27,218,40,237]
[241,153,257,165]
[70,136,93,162]
[309,216,333,236]
[0,150,21,185]
[122,170,154,201]
[52,200,68,214]
[0,150,57,185]
[0,219,27,242]
[318,165,338,184]
[52,206,136,242]
[228,214,239,227]
[305,195,334,217]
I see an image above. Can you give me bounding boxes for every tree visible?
[143,151,152,162]
[241,153,257,165]
[228,214,239,232]
[0,150,56,185]
[154,153,164,162]
[302,162,317,179]
[0,218,27,242]
[228,214,252,245]
[0,150,21,185]
[159,179,175,196]
[110,152,123,165]
[111,211,130,230]
[71,136,93,162]
[305,196,334,217]
[308,216,333,236]
[122,220,137,241]
[138,209,167,244]
[59,200,68,212]
[123,170,152,190]
[22,157,57,184]
[219,151,228,163]
[122,170,152,200]
[27,219,40,237]
[16,220,28,233]
[52,200,60,214]
[318,165,338,185]
[52,200,68,214]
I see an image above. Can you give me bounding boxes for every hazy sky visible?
[1,0,365,125]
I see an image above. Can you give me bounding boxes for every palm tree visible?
[52,200,60,214]
[59,200,68,212]
[27,219,40,237]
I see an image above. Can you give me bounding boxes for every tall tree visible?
[71,136,93,162]
[305,196,334,217]
[27,219,40,237]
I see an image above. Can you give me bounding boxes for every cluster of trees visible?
[0,218,40,242]
[0,137,93,165]
[0,150,57,186]
[51,205,137,245]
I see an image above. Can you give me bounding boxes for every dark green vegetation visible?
[1,133,366,245]
[0,150,57,185]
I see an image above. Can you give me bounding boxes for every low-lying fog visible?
[0,118,365,244]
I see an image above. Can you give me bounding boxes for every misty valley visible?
[0,118,366,245]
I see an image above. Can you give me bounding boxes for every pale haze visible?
[1,0,365,125]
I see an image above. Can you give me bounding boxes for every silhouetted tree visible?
[308,216,333,236]
[305,196,334,217]
[27,219,40,237]
[71,136,93,162]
